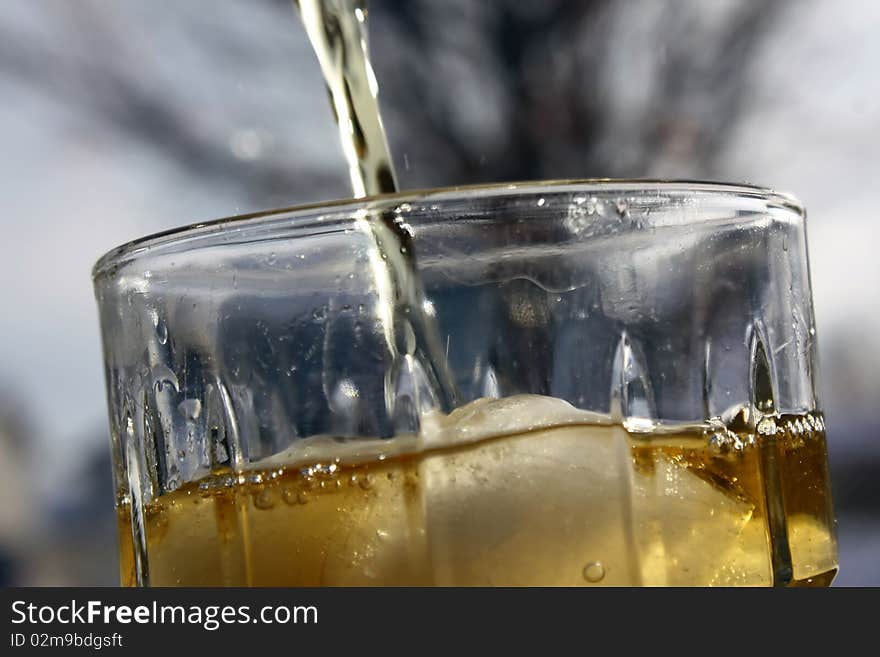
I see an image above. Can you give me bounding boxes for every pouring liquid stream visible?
[296,0,397,197]
[296,0,457,420]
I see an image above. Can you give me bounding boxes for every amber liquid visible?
[117,396,837,586]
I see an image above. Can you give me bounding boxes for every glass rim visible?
[92,178,804,281]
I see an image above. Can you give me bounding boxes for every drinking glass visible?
[93,181,837,586]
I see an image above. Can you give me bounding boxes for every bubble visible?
[359,474,374,490]
[146,507,168,530]
[315,463,338,476]
[583,561,605,583]
[253,489,276,510]
[267,252,277,265]
[537,197,546,207]
[615,200,629,217]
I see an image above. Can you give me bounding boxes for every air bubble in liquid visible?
[254,489,276,510]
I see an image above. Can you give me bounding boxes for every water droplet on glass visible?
[583,561,605,583]
[152,364,180,394]
[156,318,168,345]
[267,252,277,265]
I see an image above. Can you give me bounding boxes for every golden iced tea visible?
[117,395,837,586]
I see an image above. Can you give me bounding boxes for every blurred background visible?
[0,0,877,586]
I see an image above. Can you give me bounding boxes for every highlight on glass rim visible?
[12,0,880,591]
